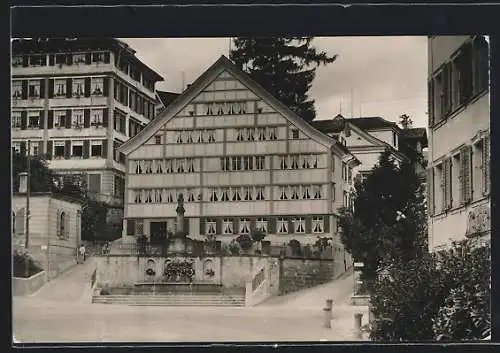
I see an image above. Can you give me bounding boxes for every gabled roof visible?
[310,115,400,134]
[156,90,180,108]
[400,127,428,148]
[118,55,356,163]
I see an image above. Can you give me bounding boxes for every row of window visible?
[278,154,320,170]
[235,127,278,141]
[428,135,490,215]
[12,109,107,130]
[12,50,156,92]
[114,79,156,120]
[220,156,267,171]
[429,36,489,126]
[133,159,198,174]
[12,77,107,99]
[12,139,108,160]
[130,184,325,204]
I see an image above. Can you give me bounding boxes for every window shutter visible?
[39,79,45,98]
[103,77,109,96]
[66,78,72,98]
[103,109,108,126]
[483,136,490,195]
[199,218,206,235]
[235,218,242,235]
[84,109,90,128]
[47,110,54,129]
[85,53,91,65]
[305,216,312,234]
[84,78,91,97]
[126,219,135,235]
[65,140,71,159]
[39,110,45,129]
[427,168,434,216]
[288,219,294,234]
[101,139,108,158]
[65,109,72,128]
[48,79,54,98]
[83,140,90,159]
[46,140,53,159]
[20,111,27,130]
[20,142,26,156]
[463,146,472,203]
[21,80,28,99]
[15,208,25,235]
[49,54,55,66]
[268,217,276,234]
[216,218,222,235]
[56,209,61,238]
[458,150,465,205]
[324,215,330,233]
[38,141,44,156]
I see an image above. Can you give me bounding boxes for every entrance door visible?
[150,222,167,243]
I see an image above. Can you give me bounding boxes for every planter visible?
[13,270,46,296]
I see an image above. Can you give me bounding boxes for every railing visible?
[252,268,265,292]
[90,268,97,288]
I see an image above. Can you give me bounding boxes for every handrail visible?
[90,268,97,288]
[252,267,265,292]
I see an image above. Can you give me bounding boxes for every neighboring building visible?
[311,115,426,180]
[399,126,429,180]
[118,56,360,265]
[155,90,180,117]
[12,173,84,282]
[11,38,164,223]
[427,35,490,251]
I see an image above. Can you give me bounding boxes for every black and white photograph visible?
[11,32,490,343]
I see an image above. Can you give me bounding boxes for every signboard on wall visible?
[466,203,491,237]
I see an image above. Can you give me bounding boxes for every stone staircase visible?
[92,292,246,307]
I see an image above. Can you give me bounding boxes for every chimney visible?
[18,172,28,193]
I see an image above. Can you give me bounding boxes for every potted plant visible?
[288,239,302,257]
[236,234,253,254]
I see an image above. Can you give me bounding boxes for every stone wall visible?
[278,258,340,295]
[13,271,46,296]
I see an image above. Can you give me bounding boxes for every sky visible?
[122,37,428,128]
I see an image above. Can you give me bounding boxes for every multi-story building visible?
[118,56,360,263]
[427,35,490,251]
[11,38,164,223]
[311,115,427,180]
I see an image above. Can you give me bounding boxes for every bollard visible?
[325,299,334,319]
[323,308,332,328]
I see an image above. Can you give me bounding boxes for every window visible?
[236,128,244,141]
[12,81,22,98]
[29,54,46,67]
[27,112,40,128]
[134,190,142,203]
[72,110,84,128]
[176,159,185,173]
[54,141,65,158]
[72,78,85,96]
[232,156,242,171]
[58,212,66,239]
[71,141,84,158]
[312,155,319,168]
[12,55,23,67]
[453,44,473,107]
[11,112,22,129]
[187,158,195,173]
[243,186,253,201]
[255,186,265,200]
[290,155,299,169]
[54,111,66,128]
[280,156,288,169]
[176,131,183,144]
[54,79,66,97]
[73,53,86,64]
[221,188,230,202]
[257,128,266,141]
[246,128,255,141]
[290,185,299,200]
[452,153,461,207]
[293,217,305,233]
[243,156,254,170]
[12,142,21,154]
[91,141,102,157]
[206,219,216,235]
[114,110,126,134]
[302,185,311,199]
[239,218,250,234]
[88,173,101,195]
[302,155,310,169]
[92,52,105,63]
[92,78,104,96]
[473,36,489,95]
[256,218,267,233]
[231,187,242,201]
[268,127,277,140]
[223,218,233,235]
[91,109,103,126]
[208,130,216,142]
[28,80,40,98]
[154,135,162,145]
[313,217,324,233]
[256,156,265,170]
[187,189,195,202]
[291,129,299,139]
[279,186,288,200]
[313,185,322,199]
[210,188,218,202]
[277,218,288,234]
[55,54,66,65]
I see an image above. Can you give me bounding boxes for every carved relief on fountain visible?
[466,203,491,237]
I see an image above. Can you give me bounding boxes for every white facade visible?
[427,36,490,251]
[119,56,359,251]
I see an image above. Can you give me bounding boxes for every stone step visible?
[92,294,246,306]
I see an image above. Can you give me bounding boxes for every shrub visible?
[251,230,266,243]
[236,234,253,251]
[228,240,241,255]
[288,239,302,256]
[13,250,43,278]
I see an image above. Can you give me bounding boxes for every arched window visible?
[59,212,66,238]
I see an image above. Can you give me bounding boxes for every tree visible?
[12,153,54,193]
[230,37,337,122]
[338,149,427,290]
[399,114,413,129]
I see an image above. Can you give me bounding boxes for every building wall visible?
[123,69,346,247]
[12,194,82,281]
[427,35,490,250]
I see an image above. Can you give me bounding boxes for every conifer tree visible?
[229,37,337,122]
